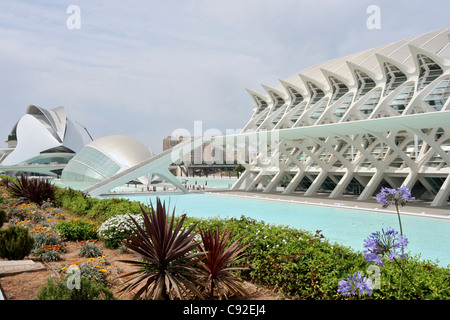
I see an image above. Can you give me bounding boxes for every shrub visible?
[54,187,91,215]
[54,187,143,222]
[6,202,39,222]
[55,218,98,241]
[184,215,450,300]
[6,174,56,205]
[32,229,65,261]
[40,246,64,262]
[119,198,204,300]
[0,225,34,260]
[98,213,144,249]
[0,209,6,228]
[56,257,111,285]
[37,276,116,300]
[79,240,103,258]
[40,201,54,210]
[46,207,66,219]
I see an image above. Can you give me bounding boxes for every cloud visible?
[0,0,449,153]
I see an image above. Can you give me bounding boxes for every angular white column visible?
[230,167,252,190]
[304,170,329,196]
[431,174,450,206]
[282,169,306,194]
[329,170,354,198]
[358,170,384,201]
[263,170,286,193]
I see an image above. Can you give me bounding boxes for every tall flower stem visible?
[393,258,423,299]
[395,202,404,236]
[395,203,404,300]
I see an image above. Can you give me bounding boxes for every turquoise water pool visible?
[105,192,450,267]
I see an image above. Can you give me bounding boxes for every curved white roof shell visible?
[1,105,84,166]
[284,27,450,93]
[87,135,153,169]
[61,135,153,186]
[243,27,450,131]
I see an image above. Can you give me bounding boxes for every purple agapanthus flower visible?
[376,186,415,209]
[338,272,373,296]
[363,227,408,266]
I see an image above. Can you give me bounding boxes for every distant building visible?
[163,135,189,151]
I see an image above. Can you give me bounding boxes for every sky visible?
[0,0,449,153]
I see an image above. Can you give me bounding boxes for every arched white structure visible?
[236,28,450,206]
[86,28,450,207]
[61,135,154,186]
[0,105,84,168]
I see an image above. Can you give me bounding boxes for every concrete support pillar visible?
[402,171,419,190]
[329,170,354,198]
[282,170,305,194]
[304,170,328,197]
[263,170,285,193]
[358,170,384,201]
[431,174,450,207]
[153,168,188,192]
[244,171,265,191]
[231,168,252,190]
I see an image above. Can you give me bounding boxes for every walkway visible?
[0,260,45,276]
[0,260,46,300]
[211,190,450,220]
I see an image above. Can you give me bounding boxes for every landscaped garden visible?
[0,174,449,300]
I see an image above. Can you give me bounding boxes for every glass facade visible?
[61,146,121,185]
[425,79,450,111]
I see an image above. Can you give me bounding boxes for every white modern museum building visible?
[231,27,450,207]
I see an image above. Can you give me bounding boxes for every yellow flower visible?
[99,269,107,273]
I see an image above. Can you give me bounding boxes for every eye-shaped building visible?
[60,135,154,187]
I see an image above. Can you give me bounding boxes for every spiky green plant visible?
[119,198,205,300]
[196,227,249,299]
[7,174,56,205]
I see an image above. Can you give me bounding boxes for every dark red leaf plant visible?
[196,227,249,299]
[119,198,205,300]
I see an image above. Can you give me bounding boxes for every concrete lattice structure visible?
[232,28,450,206]
[85,28,450,207]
